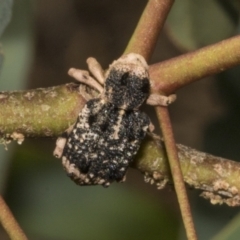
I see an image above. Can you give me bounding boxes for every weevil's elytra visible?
[54,53,175,187]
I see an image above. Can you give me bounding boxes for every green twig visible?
[124,0,174,61]
[150,34,240,94]
[0,195,28,240]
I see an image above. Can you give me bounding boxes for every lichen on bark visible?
[0,83,85,140]
[134,137,240,206]
[1,81,240,206]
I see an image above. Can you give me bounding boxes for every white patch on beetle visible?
[54,53,176,188]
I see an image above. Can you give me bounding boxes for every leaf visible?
[212,212,240,240]
[166,0,236,51]
[0,0,32,193]
[6,144,180,240]
[0,0,13,38]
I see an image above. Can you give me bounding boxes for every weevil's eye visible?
[140,78,150,94]
[120,72,129,86]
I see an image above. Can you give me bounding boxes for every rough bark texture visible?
[0,83,85,140]
[1,83,240,206]
[135,137,240,207]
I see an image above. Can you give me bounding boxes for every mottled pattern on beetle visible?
[58,53,152,187]
[104,68,150,110]
[62,97,150,187]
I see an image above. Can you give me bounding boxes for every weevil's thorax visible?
[104,54,150,110]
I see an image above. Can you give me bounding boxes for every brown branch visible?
[123,1,197,238]
[124,0,174,61]
[0,196,28,240]
[155,107,197,240]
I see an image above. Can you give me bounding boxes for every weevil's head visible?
[104,53,150,110]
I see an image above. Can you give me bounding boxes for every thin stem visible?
[0,196,28,240]
[124,0,197,238]
[124,0,174,61]
[155,107,197,240]
[150,34,240,94]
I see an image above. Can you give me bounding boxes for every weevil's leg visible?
[149,121,155,133]
[147,121,158,138]
[54,137,67,158]
[119,175,127,183]
[68,68,104,93]
[53,124,75,158]
[147,131,163,150]
[79,84,94,101]
[146,93,177,106]
[146,121,163,147]
[86,57,105,85]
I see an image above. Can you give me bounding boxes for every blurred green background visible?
[0,1,240,239]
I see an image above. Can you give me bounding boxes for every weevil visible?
[54,53,176,187]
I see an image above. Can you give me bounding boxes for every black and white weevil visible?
[53,53,176,187]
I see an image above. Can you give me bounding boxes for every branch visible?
[1,85,240,206]
[123,1,197,238]
[155,106,197,240]
[1,2,240,209]
[0,196,28,240]
[1,38,239,139]
[150,35,240,94]
[124,0,174,61]
[1,3,239,240]
[0,83,86,139]
[134,137,240,207]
